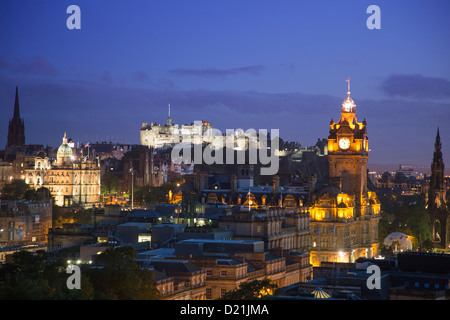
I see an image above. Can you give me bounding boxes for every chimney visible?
[273,175,280,194]
[230,175,237,195]
[308,174,317,194]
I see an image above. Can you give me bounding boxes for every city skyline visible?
[1,1,450,168]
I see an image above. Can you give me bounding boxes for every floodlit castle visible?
[140,104,260,151]
[140,104,217,149]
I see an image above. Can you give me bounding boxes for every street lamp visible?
[129,167,134,210]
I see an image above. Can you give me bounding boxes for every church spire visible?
[7,86,25,148]
[435,127,441,149]
[430,127,445,194]
[13,86,21,119]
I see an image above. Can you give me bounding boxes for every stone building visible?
[15,133,101,207]
[308,85,381,266]
[142,260,207,300]
[137,239,312,300]
[218,207,310,252]
[0,198,52,246]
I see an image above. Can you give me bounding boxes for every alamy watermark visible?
[66,5,381,31]
[366,264,381,290]
[66,264,81,290]
[170,123,280,176]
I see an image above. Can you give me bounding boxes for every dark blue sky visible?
[1,0,450,169]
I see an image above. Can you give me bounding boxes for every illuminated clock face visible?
[339,137,351,150]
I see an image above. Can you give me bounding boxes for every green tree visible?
[86,246,159,300]
[378,197,432,251]
[0,180,51,201]
[1,179,32,200]
[133,183,177,205]
[101,173,121,195]
[221,279,279,300]
[0,250,93,300]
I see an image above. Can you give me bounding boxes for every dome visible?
[341,93,356,113]
[312,287,330,299]
[383,232,412,251]
[57,132,73,161]
[57,143,72,155]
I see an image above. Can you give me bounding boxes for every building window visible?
[206,270,212,276]
[206,288,212,300]
[220,270,227,277]
[220,289,227,298]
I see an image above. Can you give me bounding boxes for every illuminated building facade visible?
[138,239,311,300]
[20,133,101,207]
[0,198,52,246]
[140,105,262,151]
[140,105,216,149]
[309,85,381,266]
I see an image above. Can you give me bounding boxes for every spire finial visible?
[346,77,350,95]
[14,86,20,119]
[168,103,171,117]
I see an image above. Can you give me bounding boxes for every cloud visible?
[381,74,450,100]
[170,65,265,77]
[0,56,10,70]
[134,71,150,82]
[13,55,57,76]
[100,71,113,84]
[1,74,449,166]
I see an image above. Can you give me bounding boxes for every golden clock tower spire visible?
[308,80,381,267]
[328,80,369,201]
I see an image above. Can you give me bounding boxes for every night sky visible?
[1,0,449,170]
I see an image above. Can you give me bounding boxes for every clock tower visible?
[327,85,369,214]
[308,80,381,267]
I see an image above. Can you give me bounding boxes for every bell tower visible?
[327,79,369,213]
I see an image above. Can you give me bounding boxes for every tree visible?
[378,197,432,251]
[221,279,279,300]
[86,246,159,300]
[0,180,50,201]
[101,173,120,195]
[1,179,32,200]
[133,183,177,205]
[0,250,93,300]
